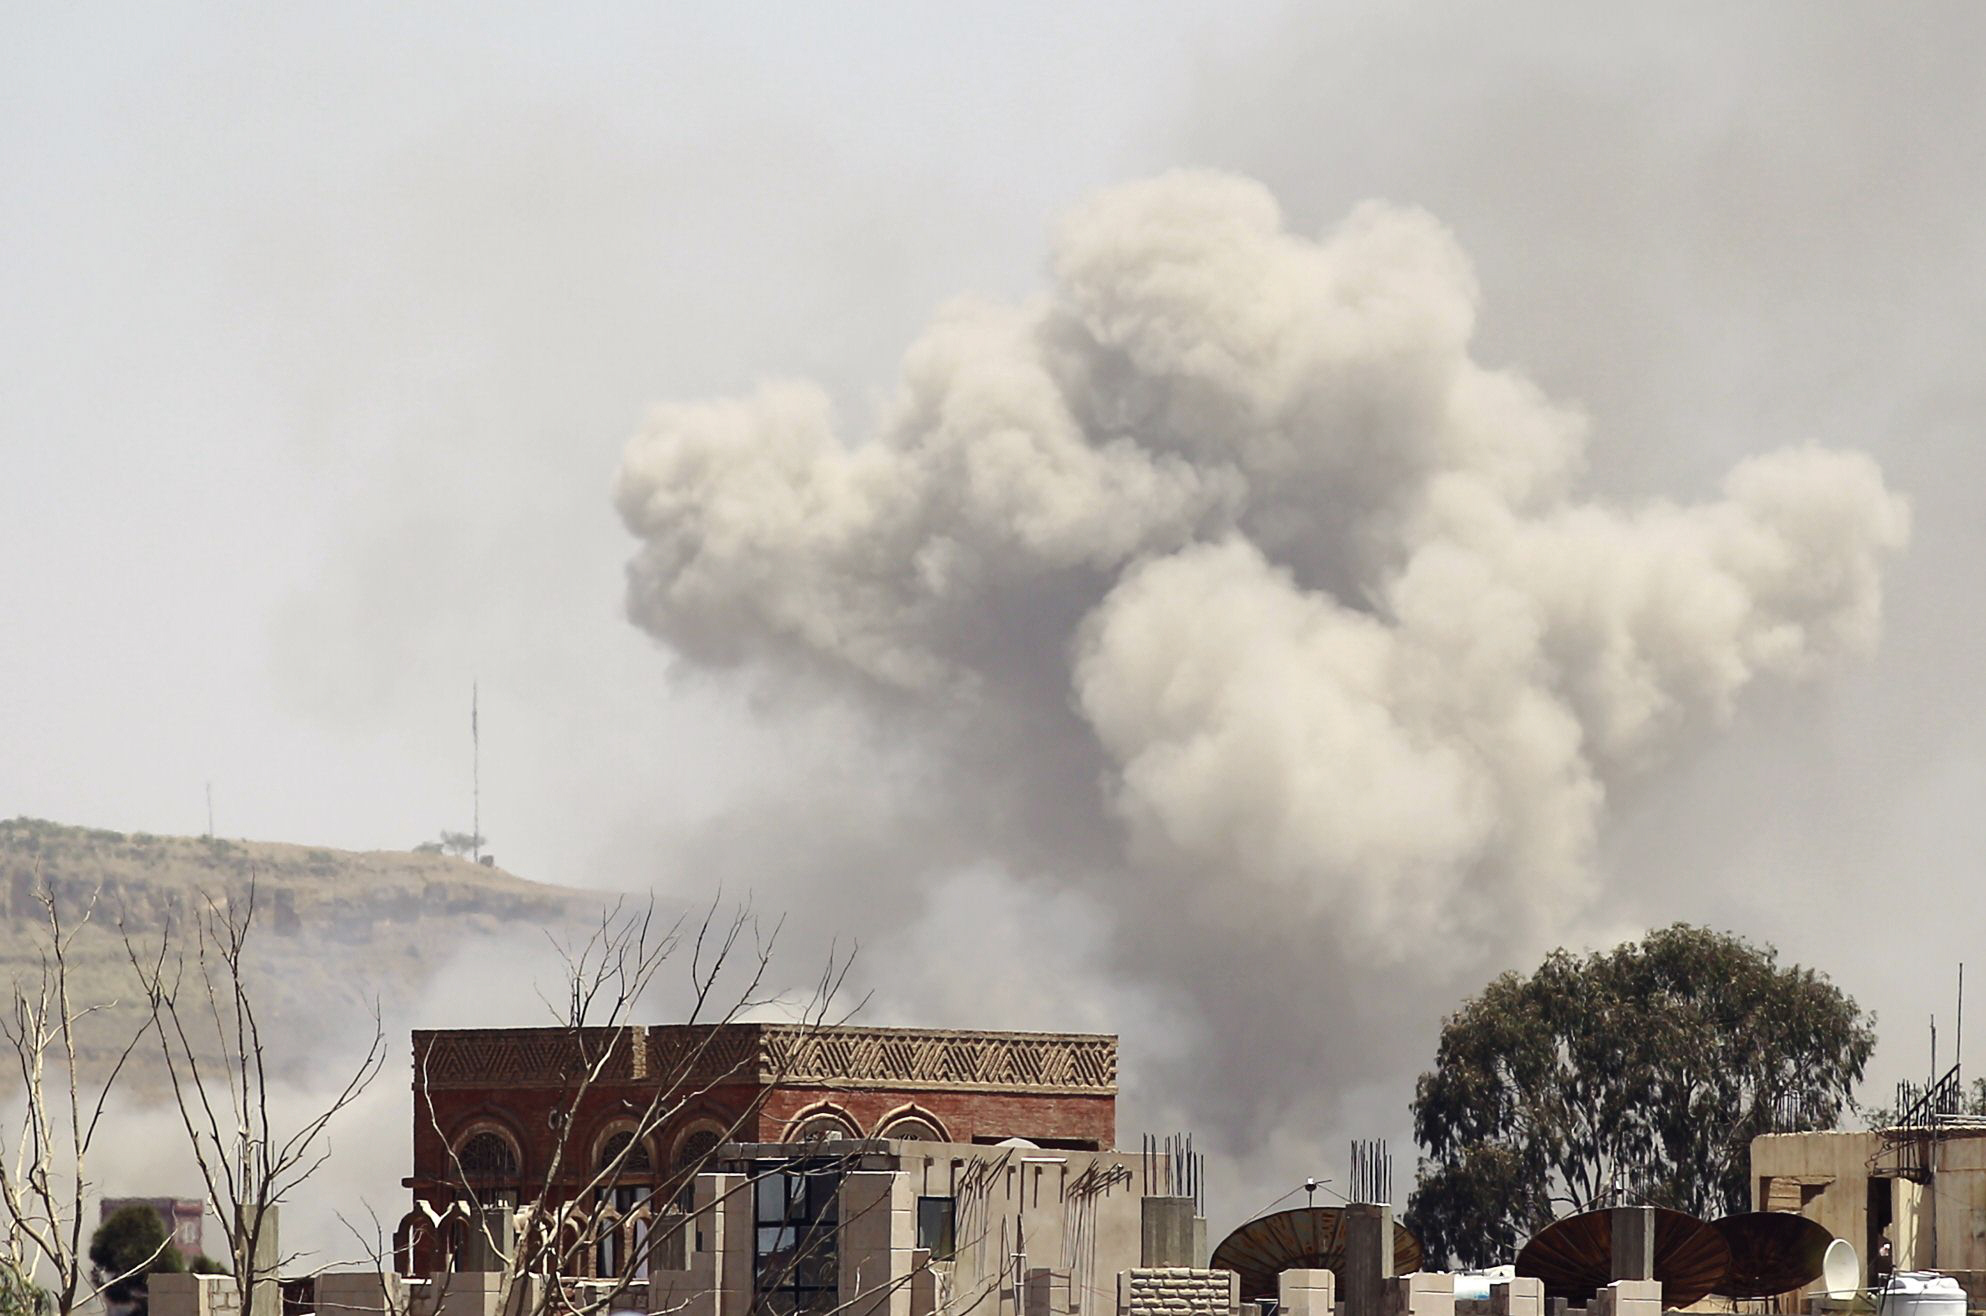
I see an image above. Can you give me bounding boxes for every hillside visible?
[0,817,604,1092]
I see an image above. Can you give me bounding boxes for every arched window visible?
[456,1129,520,1181]
[669,1122,726,1213]
[598,1129,654,1176]
[785,1104,859,1144]
[877,1114,948,1144]
[673,1126,723,1171]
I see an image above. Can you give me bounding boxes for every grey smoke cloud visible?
[615,170,1907,1141]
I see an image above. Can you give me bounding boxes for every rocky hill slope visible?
[0,817,603,1092]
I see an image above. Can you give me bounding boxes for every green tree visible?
[1405,925,1875,1268]
[0,1260,50,1316]
[88,1205,182,1307]
[438,831,484,858]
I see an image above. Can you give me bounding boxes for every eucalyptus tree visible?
[1406,925,1874,1268]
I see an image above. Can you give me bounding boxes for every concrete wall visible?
[1382,1273,1453,1316]
[841,1170,916,1316]
[1278,1268,1334,1316]
[1140,1199,1198,1268]
[1750,1131,1886,1289]
[1752,1126,1986,1306]
[1489,1277,1541,1316]
[314,1272,402,1316]
[1918,1128,1986,1273]
[150,1274,238,1316]
[932,1143,1143,1316]
[645,1170,742,1316]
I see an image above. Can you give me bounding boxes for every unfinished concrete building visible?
[1751,1121,1986,1304]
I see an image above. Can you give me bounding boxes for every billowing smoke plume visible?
[614,171,1907,1169]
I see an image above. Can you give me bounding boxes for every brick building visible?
[402,1024,1118,1269]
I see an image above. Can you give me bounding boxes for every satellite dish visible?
[1515,1208,1731,1308]
[1210,1207,1423,1303]
[1711,1212,1835,1298]
[1822,1239,1860,1298]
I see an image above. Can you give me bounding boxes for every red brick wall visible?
[412,1082,1113,1190]
[410,1081,767,1188]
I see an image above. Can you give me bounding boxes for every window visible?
[599,1130,654,1176]
[877,1112,948,1143]
[675,1128,723,1170]
[789,1110,858,1144]
[457,1130,519,1181]
[916,1197,955,1260]
[674,1126,724,1210]
[752,1160,844,1315]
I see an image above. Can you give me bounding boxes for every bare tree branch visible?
[0,867,158,1316]
[123,873,387,1316]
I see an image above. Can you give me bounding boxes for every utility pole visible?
[206,781,215,840]
[471,682,481,864]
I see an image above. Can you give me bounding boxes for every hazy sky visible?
[6,3,1985,1227]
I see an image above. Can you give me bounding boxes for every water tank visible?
[1880,1272,1966,1316]
[1453,1267,1516,1301]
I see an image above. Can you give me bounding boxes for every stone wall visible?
[1117,1268,1240,1316]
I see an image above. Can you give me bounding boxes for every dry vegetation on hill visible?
[0,817,601,1092]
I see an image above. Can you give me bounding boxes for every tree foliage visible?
[0,1261,49,1316]
[1405,924,1875,1268]
[88,1205,182,1304]
[438,832,484,858]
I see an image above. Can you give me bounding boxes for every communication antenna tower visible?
[472,682,481,864]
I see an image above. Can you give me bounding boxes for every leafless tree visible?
[124,879,387,1316]
[0,873,161,1316]
[393,894,862,1316]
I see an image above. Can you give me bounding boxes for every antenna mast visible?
[472,682,481,864]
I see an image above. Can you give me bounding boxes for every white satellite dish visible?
[1822,1238,1859,1298]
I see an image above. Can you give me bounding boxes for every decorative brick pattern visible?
[757,1026,1116,1094]
[415,1029,642,1088]
[418,1026,1116,1095]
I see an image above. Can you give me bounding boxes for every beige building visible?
[644,1138,1155,1316]
[157,1137,1231,1316]
[1751,1124,1986,1302]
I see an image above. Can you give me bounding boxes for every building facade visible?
[401,1024,1120,1278]
[1752,1125,1986,1303]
